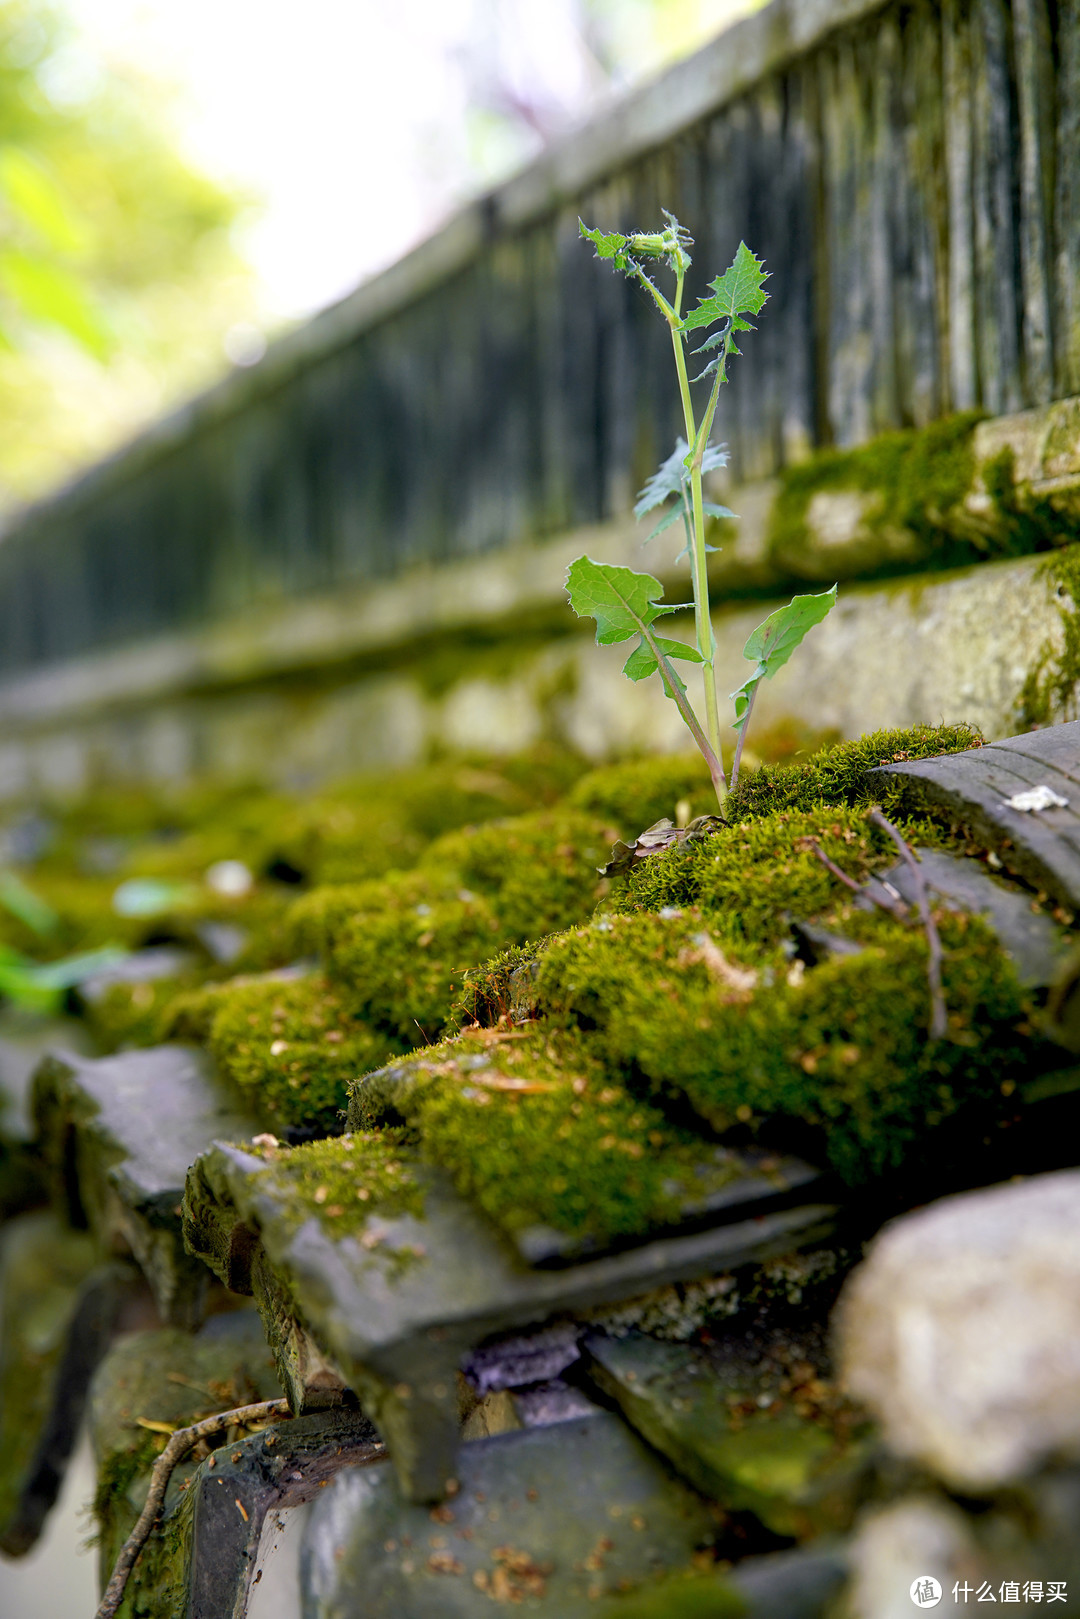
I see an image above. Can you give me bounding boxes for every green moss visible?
[451,941,547,1030]
[242,1129,425,1240]
[349,1028,746,1254]
[537,908,1029,1184]
[289,871,506,1046]
[83,974,200,1051]
[608,803,949,949]
[1016,543,1080,729]
[266,746,586,886]
[567,755,716,839]
[768,413,990,579]
[726,723,984,821]
[597,1569,746,1619]
[198,974,391,1134]
[421,809,611,941]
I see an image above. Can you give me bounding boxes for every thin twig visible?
[868,808,948,1041]
[96,1397,291,1619]
[808,840,909,921]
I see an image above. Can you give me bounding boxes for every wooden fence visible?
[0,0,1076,676]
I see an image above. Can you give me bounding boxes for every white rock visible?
[1003,784,1069,812]
[835,1170,1080,1489]
[843,1496,977,1619]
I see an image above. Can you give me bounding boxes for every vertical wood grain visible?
[943,0,979,409]
[1012,0,1055,403]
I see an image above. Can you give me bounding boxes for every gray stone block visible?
[33,1044,255,1328]
[300,1412,716,1617]
[184,1141,835,1503]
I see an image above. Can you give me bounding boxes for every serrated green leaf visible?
[693,319,733,354]
[645,501,686,543]
[702,500,736,520]
[634,439,691,517]
[565,555,682,645]
[730,585,837,732]
[691,355,722,383]
[636,439,729,521]
[623,635,703,682]
[682,241,769,334]
[579,219,634,271]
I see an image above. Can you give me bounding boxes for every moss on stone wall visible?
[767,413,989,581]
[608,801,957,950]
[1016,543,1080,729]
[536,905,1028,1184]
[348,1028,746,1255]
[725,723,984,821]
[169,974,390,1134]
[567,756,716,839]
[242,1129,425,1238]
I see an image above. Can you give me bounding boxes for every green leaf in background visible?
[635,441,734,548]
[0,248,109,357]
[623,635,703,682]
[0,868,59,937]
[28,945,129,991]
[681,241,770,341]
[635,439,730,519]
[565,556,683,645]
[731,584,837,732]
[0,943,128,1012]
[0,146,83,252]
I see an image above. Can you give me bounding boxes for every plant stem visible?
[639,619,726,804]
[669,320,726,808]
[730,681,757,790]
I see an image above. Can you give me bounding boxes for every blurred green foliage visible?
[0,0,256,504]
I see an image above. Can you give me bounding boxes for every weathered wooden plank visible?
[1012,0,1055,405]
[970,0,1024,414]
[942,0,979,409]
[778,61,820,460]
[1054,0,1080,397]
[869,11,901,433]
[820,34,875,446]
[898,0,948,425]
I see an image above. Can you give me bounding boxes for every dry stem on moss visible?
[95,1397,291,1619]
[868,808,948,1041]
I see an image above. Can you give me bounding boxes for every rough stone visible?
[871,721,1080,912]
[184,1141,835,1502]
[0,1008,94,1142]
[842,1473,1080,1616]
[878,847,1072,989]
[594,1545,848,1619]
[32,1045,255,1328]
[582,1331,872,1541]
[89,1310,284,1587]
[300,1412,716,1617]
[836,1169,1080,1489]
[0,1209,122,1555]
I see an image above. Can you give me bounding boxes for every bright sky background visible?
[58,0,758,325]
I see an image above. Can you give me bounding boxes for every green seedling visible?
[567,213,836,812]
